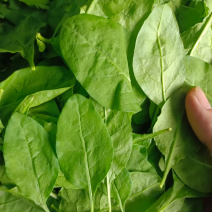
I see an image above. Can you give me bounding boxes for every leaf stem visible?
[134,128,172,144]
[159,166,170,188]
[50,192,59,200]
[36,33,51,44]
[107,175,112,212]
[91,200,94,212]
[0,89,4,101]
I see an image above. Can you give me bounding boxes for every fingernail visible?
[193,87,211,109]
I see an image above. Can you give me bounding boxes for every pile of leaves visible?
[1,0,212,211]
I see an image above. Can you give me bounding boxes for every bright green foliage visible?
[60,14,140,113]
[56,95,113,210]
[133,5,186,107]
[0,0,212,211]
[4,113,58,211]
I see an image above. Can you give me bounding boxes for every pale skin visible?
[186,87,212,212]
[186,87,212,153]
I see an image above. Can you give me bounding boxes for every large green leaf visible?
[4,113,58,211]
[60,14,140,113]
[0,66,75,125]
[56,94,113,210]
[133,4,186,107]
[153,86,201,187]
[146,173,205,212]
[0,16,46,68]
[181,13,212,64]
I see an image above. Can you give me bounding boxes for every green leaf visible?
[173,145,212,193]
[133,4,186,107]
[0,66,75,125]
[0,16,46,68]
[60,14,140,113]
[145,172,205,212]
[19,0,49,10]
[153,86,201,187]
[15,87,72,114]
[181,13,212,64]
[0,188,44,212]
[4,113,58,211]
[56,94,113,210]
[111,168,132,212]
[87,0,155,106]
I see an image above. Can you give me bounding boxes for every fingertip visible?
[186,87,212,153]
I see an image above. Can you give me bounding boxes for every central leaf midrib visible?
[156,9,166,103]
[76,103,93,202]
